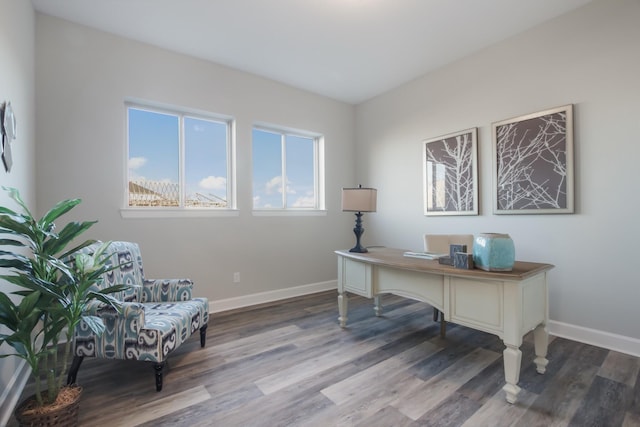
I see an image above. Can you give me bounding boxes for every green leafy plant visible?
[0,187,127,408]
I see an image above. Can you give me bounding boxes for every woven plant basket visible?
[14,386,82,427]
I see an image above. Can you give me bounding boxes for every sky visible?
[252,129,315,208]
[128,107,315,208]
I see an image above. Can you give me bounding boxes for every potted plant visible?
[0,187,127,426]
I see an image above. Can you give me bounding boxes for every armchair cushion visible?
[70,241,209,390]
[142,278,194,302]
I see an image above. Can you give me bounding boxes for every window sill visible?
[120,208,240,219]
[252,209,327,217]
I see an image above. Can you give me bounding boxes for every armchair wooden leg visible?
[433,308,440,322]
[200,324,208,347]
[153,362,165,392]
[67,355,84,385]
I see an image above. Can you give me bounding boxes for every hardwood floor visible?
[10,291,640,426]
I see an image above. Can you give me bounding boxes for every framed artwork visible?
[492,104,573,214]
[423,128,478,216]
[1,101,16,172]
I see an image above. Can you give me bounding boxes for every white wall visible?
[0,0,36,423]
[356,0,640,353]
[34,14,357,311]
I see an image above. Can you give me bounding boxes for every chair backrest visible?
[77,241,145,302]
[424,234,474,254]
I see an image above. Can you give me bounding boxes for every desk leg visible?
[374,295,383,317]
[338,292,348,328]
[502,345,522,404]
[533,324,549,374]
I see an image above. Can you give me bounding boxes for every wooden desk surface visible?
[335,247,554,281]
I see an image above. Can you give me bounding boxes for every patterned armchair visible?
[66,241,209,391]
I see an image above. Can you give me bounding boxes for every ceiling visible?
[31,0,593,104]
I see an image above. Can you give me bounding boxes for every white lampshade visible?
[342,187,377,212]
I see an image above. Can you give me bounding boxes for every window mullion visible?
[281,134,287,208]
[179,114,186,207]
[313,137,319,209]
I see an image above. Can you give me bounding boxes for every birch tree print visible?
[494,105,573,213]
[424,128,477,215]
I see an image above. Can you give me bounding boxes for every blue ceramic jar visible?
[472,233,515,271]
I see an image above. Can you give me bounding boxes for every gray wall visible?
[3,0,640,421]
[356,0,640,350]
[0,0,36,423]
[34,14,356,310]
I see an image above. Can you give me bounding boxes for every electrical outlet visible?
[233,272,240,283]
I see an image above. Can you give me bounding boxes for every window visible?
[126,103,233,211]
[252,126,324,211]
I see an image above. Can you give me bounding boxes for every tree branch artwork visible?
[493,105,574,214]
[423,128,478,216]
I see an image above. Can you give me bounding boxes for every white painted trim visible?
[548,320,640,358]
[0,359,30,427]
[251,209,327,217]
[120,208,240,219]
[210,280,337,313]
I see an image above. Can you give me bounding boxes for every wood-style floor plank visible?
[9,290,640,427]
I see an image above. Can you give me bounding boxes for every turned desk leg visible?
[502,345,522,404]
[533,324,549,374]
[338,291,348,328]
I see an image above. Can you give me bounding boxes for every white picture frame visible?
[423,128,478,216]
[492,104,574,214]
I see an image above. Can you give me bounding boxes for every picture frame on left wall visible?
[1,101,16,172]
[423,127,478,216]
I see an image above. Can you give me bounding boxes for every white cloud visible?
[265,176,295,194]
[199,176,226,190]
[265,176,282,194]
[291,196,315,208]
[128,157,147,170]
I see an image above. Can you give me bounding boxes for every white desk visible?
[335,247,554,404]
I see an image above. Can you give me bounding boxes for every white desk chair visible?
[424,234,474,337]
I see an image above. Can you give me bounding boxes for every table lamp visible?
[342,185,377,253]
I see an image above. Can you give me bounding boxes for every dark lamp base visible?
[349,212,368,253]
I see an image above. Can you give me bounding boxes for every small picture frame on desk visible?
[454,252,474,270]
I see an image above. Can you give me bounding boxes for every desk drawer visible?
[449,277,503,334]
[339,257,373,297]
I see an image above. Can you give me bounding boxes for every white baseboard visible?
[548,320,640,358]
[0,359,30,427]
[210,280,337,313]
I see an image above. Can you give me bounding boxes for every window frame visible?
[252,123,326,216]
[121,100,237,219]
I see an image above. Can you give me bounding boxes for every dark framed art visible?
[423,127,478,216]
[492,104,574,214]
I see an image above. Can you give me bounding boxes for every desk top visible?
[336,247,554,281]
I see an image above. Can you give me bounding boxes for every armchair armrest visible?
[82,300,145,334]
[75,301,146,358]
[142,278,194,302]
